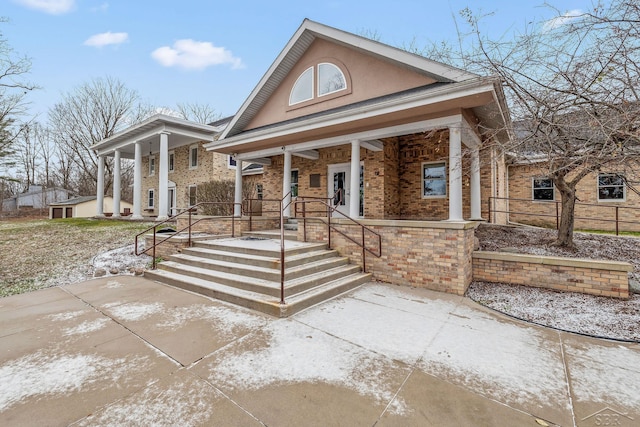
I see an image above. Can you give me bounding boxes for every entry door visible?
[328,163,351,217]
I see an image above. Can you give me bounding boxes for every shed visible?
[49,196,133,219]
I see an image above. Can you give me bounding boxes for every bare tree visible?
[48,76,147,196]
[176,102,220,124]
[0,17,36,183]
[426,0,640,247]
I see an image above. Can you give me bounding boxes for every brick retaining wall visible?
[472,251,632,298]
[298,218,477,295]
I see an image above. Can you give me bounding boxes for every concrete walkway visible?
[0,276,638,427]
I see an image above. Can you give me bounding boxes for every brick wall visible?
[260,130,496,221]
[298,218,477,295]
[473,251,632,298]
[508,163,640,232]
[142,142,236,215]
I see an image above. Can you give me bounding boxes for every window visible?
[291,170,299,197]
[318,63,346,97]
[149,156,156,176]
[289,67,314,105]
[189,145,198,169]
[289,62,347,106]
[422,162,447,198]
[147,189,155,209]
[598,174,625,201]
[188,185,197,207]
[228,155,237,169]
[168,151,175,173]
[532,178,554,201]
[256,184,263,200]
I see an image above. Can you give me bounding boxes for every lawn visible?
[0,218,155,297]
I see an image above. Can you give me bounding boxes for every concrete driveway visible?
[1,276,638,426]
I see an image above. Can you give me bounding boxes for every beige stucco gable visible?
[246,38,437,130]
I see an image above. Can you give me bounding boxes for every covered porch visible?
[90,114,223,221]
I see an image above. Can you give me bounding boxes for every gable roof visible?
[220,19,480,140]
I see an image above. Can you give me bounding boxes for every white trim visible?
[147,189,155,209]
[168,150,175,173]
[597,173,626,202]
[149,155,156,176]
[422,161,447,199]
[189,144,199,170]
[289,66,314,105]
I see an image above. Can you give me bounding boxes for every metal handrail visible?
[135,201,241,268]
[488,196,640,235]
[294,189,382,272]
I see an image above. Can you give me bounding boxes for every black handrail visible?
[294,189,382,272]
[488,196,640,235]
[135,201,241,268]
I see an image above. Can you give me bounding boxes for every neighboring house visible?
[1,185,71,212]
[506,158,640,232]
[91,115,264,220]
[49,196,133,219]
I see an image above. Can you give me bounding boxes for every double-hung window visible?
[598,174,625,201]
[532,178,554,201]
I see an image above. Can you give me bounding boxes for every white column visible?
[131,142,143,220]
[282,150,292,217]
[448,127,463,221]
[96,155,105,217]
[470,147,482,220]
[350,140,360,218]
[157,132,169,221]
[234,158,243,216]
[112,149,121,218]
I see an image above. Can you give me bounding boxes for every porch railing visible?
[488,196,640,235]
[134,202,241,269]
[294,189,382,273]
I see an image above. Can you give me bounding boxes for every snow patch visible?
[208,321,409,415]
[48,310,86,322]
[63,318,110,336]
[568,343,640,409]
[105,280,124,289]
[104,302,164,322]
[158,304,265,333]
[0,350,148,411]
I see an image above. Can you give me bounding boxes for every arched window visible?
[289,67,314,105]
[318,63,346,96]
[289,62,348,106]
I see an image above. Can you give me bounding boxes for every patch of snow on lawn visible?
[63,318,110,336]
[104,302,164,322]
[0,350,147,411]
[158,304,266,334]
[418,304,570,410]
[48,310,86,322]
[208,321,409,415]
[75,377,218,427]
[567,342,640,409]
[92,243,150,274]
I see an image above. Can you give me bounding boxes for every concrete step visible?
[181,246,340,269]
[144,268,371,318]
[167,252,350,282]
[243,229,298,241]
[193,238,326,258]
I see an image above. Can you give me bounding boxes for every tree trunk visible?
[553,176,577,248]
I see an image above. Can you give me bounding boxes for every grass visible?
[0,218,155,298]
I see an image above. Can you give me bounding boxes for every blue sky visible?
[4,0,590,121]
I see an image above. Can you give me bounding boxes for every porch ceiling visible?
[91,114,220,158]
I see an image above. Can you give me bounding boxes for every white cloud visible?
[543,9,584,31]
[151,39,244,71]
[14,0,75,15]
[84,32,129,48]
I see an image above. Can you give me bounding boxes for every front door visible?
[328,163,351,217]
